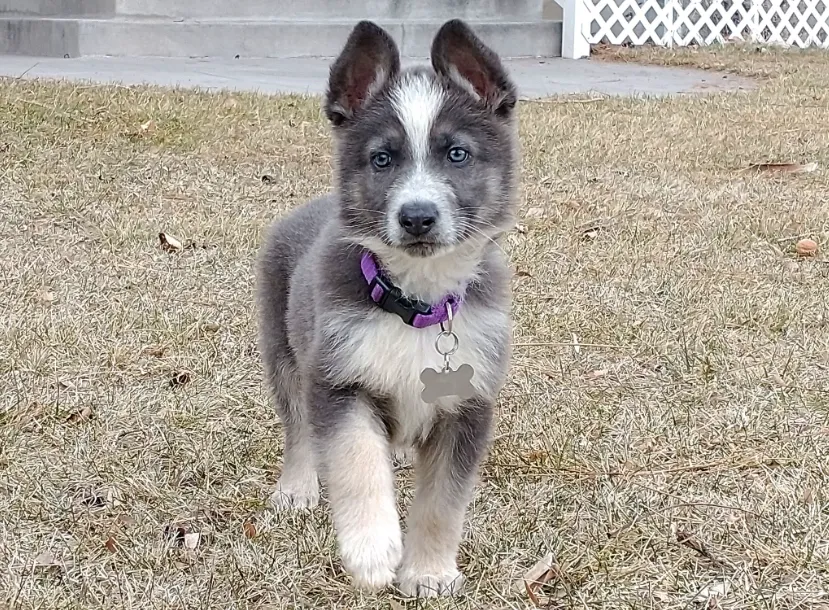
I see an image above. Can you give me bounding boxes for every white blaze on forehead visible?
[386,70,456,246]
[390,71,445,165]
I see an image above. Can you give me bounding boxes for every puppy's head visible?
[326,20,518,259]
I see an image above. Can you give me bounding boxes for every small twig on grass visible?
[780,384,829,394]
[513,341,626,349]
[525,97,608,104]
[676,529,731,568]
[15,61,39,80]
[607,499,761,547]
[739,161,818,174]
[495,457,793,479]
[13,97,95,124]
[775,232,817,243]
[628,482,763,518]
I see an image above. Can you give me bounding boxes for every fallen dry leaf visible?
[676,529,726,567]
[183,532,201,550]
[169,371,191,387]
[523,552,561,607]
[694,580,729,603]
[677,529,707,555]
[143,344,166,358]
[106,487,123,507]
[636,436,658,453]
[159,232,183,252]
[36,290,55,305]
[581,227,601,241]
[116,514,136,527]
[525,206,544,219]
[744,161,818,174]
[523,449,548,463]
[53,378,76,390]
[33,550,61,568]
[80,489,106,508]
[782,258,799,273]
[796,238,818,257]
[104,536,117,553]
[200,322,221,334]
[586,369,608,380]
[164,524,187,545]
[139,119,154,133]
[243,519,257,539]
[66,406,92,424]
[572,333,581,355]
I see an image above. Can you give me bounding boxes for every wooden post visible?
[561,0,592,58]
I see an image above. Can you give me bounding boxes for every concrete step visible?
[0,17,562,59]
[116,0,545,21]
[0,0,112,16]
[0,0,544,20]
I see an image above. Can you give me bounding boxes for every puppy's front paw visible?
[397,566,465,598]
[341,527,402,591]
[269,476,319,511]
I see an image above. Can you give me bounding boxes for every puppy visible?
[256,19,518,597]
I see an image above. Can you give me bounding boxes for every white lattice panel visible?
[590,0,674,45]
[757,0,829,47]
[673,0,755,46]
[586,0,829,47]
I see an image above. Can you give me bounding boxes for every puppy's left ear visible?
[431,19,517,118]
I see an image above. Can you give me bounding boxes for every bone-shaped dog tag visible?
[420,364,476,403]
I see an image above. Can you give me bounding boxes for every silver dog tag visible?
[421,302,475,403]
[420,364,476,403]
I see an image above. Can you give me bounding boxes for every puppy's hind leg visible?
[258,230,319,510]
[266,366,319,511]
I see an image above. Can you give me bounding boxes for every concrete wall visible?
[0,0,562,58]
[543,0,564,20]
[0,0,114,15]
[0,0,545,20]
[114,0,544,19]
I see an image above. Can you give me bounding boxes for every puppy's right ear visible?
[325,21,400,127]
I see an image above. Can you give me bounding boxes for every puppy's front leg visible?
[397,398,493,597]
[314,388,401,591]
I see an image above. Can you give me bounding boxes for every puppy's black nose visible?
[398,202,438,237]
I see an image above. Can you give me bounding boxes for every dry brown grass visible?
[2,46,829,609]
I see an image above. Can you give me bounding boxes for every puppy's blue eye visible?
[371,152,392,169]
[447,147,469,164]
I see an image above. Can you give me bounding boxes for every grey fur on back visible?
[256,19,519,597]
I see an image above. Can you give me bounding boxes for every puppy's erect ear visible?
[431,19,517,118]
[325,21,400,126]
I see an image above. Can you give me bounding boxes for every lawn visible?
[1,45,828,609]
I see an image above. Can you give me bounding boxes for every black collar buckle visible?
[369,275,432,326]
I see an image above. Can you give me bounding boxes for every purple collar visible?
[359,251,463,328]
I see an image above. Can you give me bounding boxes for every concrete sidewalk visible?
[0,55,752,98]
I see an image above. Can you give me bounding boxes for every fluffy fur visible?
[256,19,519,597]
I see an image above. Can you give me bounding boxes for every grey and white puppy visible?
[257,19,518,597]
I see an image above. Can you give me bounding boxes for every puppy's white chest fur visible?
[323,304,506,446]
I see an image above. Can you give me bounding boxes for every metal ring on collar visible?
[435,330,459,357]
